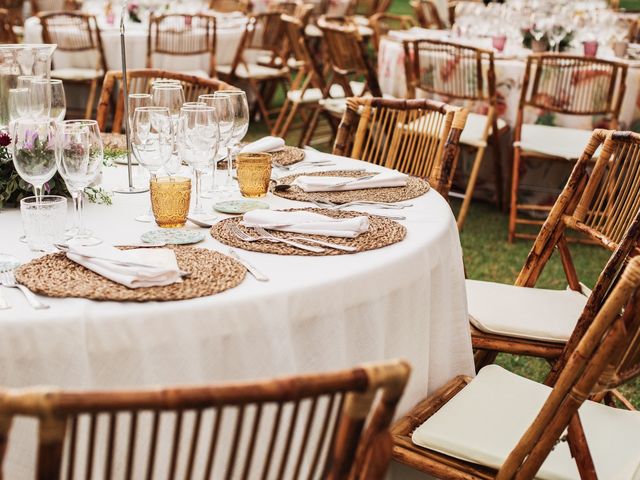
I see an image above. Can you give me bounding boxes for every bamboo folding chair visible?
[39,11,106,118]
[96,69,237,134]
[333,97,468,198]
[208,0,250,13]
[369,13,416,51]
[216,12,290,131]
[470,130,640,388]
[392,256,640,479]
[410,0,446,29]
[266,0,300,14]
[509,53,628,243]
[30,0,77,15]
[147,13,217,79]
[0,360,409,479]
[404,39,507,229]
[0,8,16,43]
[346,0,391,18]
[0,0,23,30]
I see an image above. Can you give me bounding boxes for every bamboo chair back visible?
[0,8,16,43]
[282,13,327,90]
[496,256,640,479]
[0,360,410,479]
[30,0,75,15]
[518,54,628,129]
[346,0,390,17]
[39,11,106,73]
[230,11,287,70]
[0,0,22,26]
[333,97,467,197]
[267,0,300,14]
[370,13,416,50]
[410,0,445,29]
[317,16,382,97]
[96,69,237,133]
[147,13,217,78]
[208,0,249,13]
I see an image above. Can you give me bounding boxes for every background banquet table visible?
[0,150,473,478]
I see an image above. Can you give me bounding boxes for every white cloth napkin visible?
[240,136,285,154]
[241,210,369,238]
[292,171,408,192]
[66,245,183,289]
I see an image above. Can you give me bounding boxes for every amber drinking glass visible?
[150,176,191,227]
[236,153,272,198]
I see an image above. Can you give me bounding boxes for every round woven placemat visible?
[272,170,430,204]
[219,146,306,170]
[14,246,246,302]
[211,208,406,256]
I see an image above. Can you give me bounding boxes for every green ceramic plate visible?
[214,200,270,214]
[141,229,205,245]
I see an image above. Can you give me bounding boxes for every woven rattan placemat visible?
[211,208,406,256]
[272,170,430,204]
[14,246,246,302]
[219,146,306,170]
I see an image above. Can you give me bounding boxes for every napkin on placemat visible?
[66,245,183,289]
[241,210,369,238]
[292,171,408,193]
[240,136,285,154]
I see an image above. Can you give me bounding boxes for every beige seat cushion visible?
[286,81,365,104]
[52,68,103,81]
[460,112,508,148]
[466,279,588,343]
[412,365,640,480]
[216,63,288,80]
[515,124,598,160]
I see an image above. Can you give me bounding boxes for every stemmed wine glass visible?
[177,105,220,219]
[30,78,66,122]
[131,106,173,222]
[214,90,249,192]
[152,84,184,176]
[198,93,234,199]
[57,120,104,246]
[128,93,152,120]
[8,88,31,123]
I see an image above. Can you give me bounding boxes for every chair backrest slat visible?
[370,13,416,50]
[410,0,445,29]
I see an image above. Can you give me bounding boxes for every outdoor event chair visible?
[0,8,16,43]
[369,12,416,51]
[393,256,640,478]
[0,360,410,479]
[346,0,391,24]
[333,97,468,198]
[404,38,507,229]
[509,53,628,242]
[410,0,446,29]
[30,0,77,15]
[147,13,217,79]
[96,69,237,134]
[39,11,106,118]
[208,0,250,13]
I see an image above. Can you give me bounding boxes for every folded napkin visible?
[292,171,408,192]
[66,245,183,289]
[241,210,369,238]
[240,136,285,154]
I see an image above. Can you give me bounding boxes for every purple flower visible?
[23,129,39,150]
[0,131,10,147]
[43,182,51,194]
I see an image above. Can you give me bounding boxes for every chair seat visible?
[287,81,365,104]
[460,113,508,148]
[515,124,599,160]
[412,365,640,480]
[466,279,588,343]
[216,63,288,80]
[319,90,394,115]
[182,69,210,78]
[52,68,103,81]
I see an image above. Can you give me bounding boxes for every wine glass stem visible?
[195,169,203,213]
[33,184,43,204]
[210,154,217,190]
[72,190,86,237]
[227,146,234,184]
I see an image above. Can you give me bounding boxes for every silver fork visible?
[229,224,325,253]
[275,160,335,171]
[310,199,411,210]
[0,271,49,310]
[253,227,357,252]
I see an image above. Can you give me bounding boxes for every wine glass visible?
[128,93,152,125]
[199,94,234,199]
[152,84,185,176]
[8,88,31,123]
[214,90,249,191]
[57,120,104,246]
[177,105,220,219]
[131,106,173,222]
[11,117,59,203]
[30,79,66,122]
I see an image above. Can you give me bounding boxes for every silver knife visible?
[228,249,269,282]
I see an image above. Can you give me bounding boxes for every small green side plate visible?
[214,200,270,214]
[141,229,205,245]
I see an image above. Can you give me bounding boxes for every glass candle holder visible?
[150,176,191,228]
[20,195,67,251]
[236,153,272,198]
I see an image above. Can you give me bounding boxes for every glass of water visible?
[20,195,67,251]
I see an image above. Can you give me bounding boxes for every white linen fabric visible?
[515,124,599,160]
[466,279,588,343]
[241,209,369,238]
[239,136,285,154]
[412,365,640,480]
[292,171,409,192]
[0,151,473,479]
[66,245,183,289]
[460,113,508,148]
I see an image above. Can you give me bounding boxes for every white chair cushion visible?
[515,124,598,160]
[467,279,588,343]
[216,63,288,79]
[51,68,103,81]
[412,365,640,480]
[460,112,508,148]
[286,81,365,104]
[182,69,210,78]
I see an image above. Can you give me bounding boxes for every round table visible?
[0,149,473,478]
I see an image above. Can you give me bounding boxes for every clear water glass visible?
[152,84,185,175]
[8,88,30,122]
[214,90,249,191]
[20,195,67,251]
[30,78,66,122]
[199,93,234,199]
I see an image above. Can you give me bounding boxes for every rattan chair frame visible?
[39,10,106,118]
[147,13,217,78]
[404,38,506,228]
[96,69,237,134]
[0,0,22,27]
[369,13,417,50]
[346,0,391,17]
[393,255,640,479]
[209,0,250,13]
[30,0,77,15]
[0,8,16,43]
[0,360,410,479]
[509,53,628,243]
[410,0,445,29]
[333,97,468,198]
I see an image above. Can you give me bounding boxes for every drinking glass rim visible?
[20,195,67,206]
[180,105,216,112]
[152,84,184,91]
[214,90,246,97]
[9,87,29,93]
[134,106,171,113]
[30,78,63,85]
[129,93,153,98]
[61,119,98,126]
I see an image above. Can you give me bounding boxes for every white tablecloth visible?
[0,149,473,478]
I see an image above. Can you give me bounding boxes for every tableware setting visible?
[240,136,307,167]
[213,199,270,214]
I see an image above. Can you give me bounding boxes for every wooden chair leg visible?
[508,147,522,243]
[300,106,321,147]
[279,102,301,141]
[85,78,98,119]
[272,97,292,136]
[473,348,498,372]
[567,414,597,480]
[490,122,504,211]
[456,145,486,230]
[251,79,274,132]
